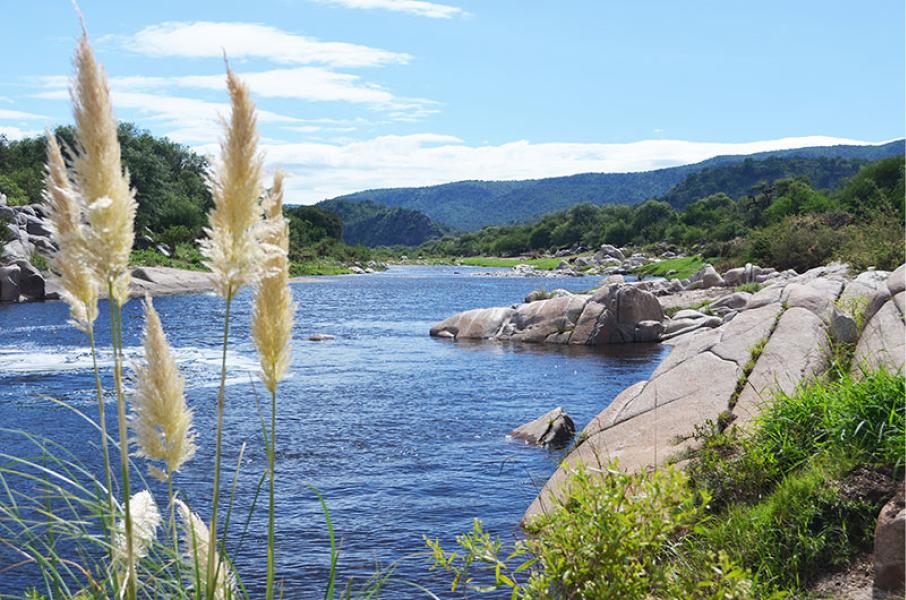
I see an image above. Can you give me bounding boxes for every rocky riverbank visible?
[428,260,905,525]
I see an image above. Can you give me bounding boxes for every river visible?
[0,265,667,597]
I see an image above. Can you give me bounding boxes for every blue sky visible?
[0,0,903,203]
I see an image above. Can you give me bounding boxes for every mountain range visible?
[319,140,905,232]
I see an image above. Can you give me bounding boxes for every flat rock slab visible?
[733,307,830,427]
[852,293,905,377]
[430,306,515,340]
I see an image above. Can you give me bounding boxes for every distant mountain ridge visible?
[318,199,450,247]
[322,140,905,230]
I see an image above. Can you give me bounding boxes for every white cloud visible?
[105,68,437,115]
[0,108,49,120]
[0,126,40,140]
[247,134,881,205]
[316,0,466,18]
[35,88,300,144]
[115,21,410,68]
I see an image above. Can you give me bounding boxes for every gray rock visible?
[828,307,859,345]
[596,244,625,261]
[887,264,905,296]
[308,333,336,342]
[660,316,722,340]
[14,260,44,300]
[734,307,830,427]
[0,265,21,302]
[430,306,516,340]
[510,407,576,448]
[782,278,844,323]
[671,308,707,320]
[746,285,783,309]
[873,489,905,593]
[664,317,702,335]
[698,265,725,289]
[852,294,905,376]
[2,238,33,260]
[349,266,365,274]
[721,267,745,287]
[634,320,664,342]
[710,291,751,311]
[23,215,52,238]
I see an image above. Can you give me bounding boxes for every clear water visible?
[0,266,667,597]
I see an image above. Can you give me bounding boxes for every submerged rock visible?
[510,407,575,448]
[308,333,336,342]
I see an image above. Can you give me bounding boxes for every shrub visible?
[428,462,758,599]
[747,214,847,272]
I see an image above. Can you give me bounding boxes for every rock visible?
[510,407,576,448]
[0,265,21,302]
[634,320,664,342]
[308,333,336,342]
[671,308,707,320]
[696,265,724,289]
[508,294,589,343]
[14,260,44,300]
[746,285,783,309]
[828,307,859,345]
[664,317,703,335]
[734,307,830,426]
[601,274,625,286]
[570,284,664,345]
[2,238,33,260]
[852,294,905,376]
[887,264,905,296]
[596,244,625,261]
[135,234,156,250]
[124,266,216,298]
[349,266,365,274]
[710,292,751,311]
[721,267,746,287]
[43,279,61,300]
[155,244,171,257]
[23,215,52,238]
[0,192,6,206]
[782,278,844,323]
[873,488,905,594]
[660,316,722,340]
[430,307,516,340]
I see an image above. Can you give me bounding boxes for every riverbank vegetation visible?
[428,369,905,598]
[416,155,905,273]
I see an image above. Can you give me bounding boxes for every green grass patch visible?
[735,282,763,293]
[458,256,563,270]
[289,259,352,276]
[636,255,705,279]
[130,245,207,271]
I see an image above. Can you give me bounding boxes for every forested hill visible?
[659,156,869,209]
[318,199,449,247]
[324,140,905,230]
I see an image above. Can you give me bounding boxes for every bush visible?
[428,462,758,599]
[747,214,847,272]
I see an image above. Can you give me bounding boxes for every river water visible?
[0,266,667,597]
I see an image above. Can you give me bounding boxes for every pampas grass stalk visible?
[43,129,118,575]
[200,65,266,600]
[252,170,296,599]
[68,29,139,600]
[114,490,161,593]
[177,500,235,600]
[132,294,197,585]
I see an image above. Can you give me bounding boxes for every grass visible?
[636,255,705,279]
[289,259,352,276]
[457,256,563,270]
[735,282,763,293]
[130,246,207,271]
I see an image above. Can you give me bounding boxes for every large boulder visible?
[698,265,725,289]
[14,259,44,300]
[874,488,905,594]
[887,264,906,296]
[595,244,625,262]
[0,264,21,302]
[430,306,515,340]
[510,407,576,448]
[851,293,905,376]
[570,284,664,345]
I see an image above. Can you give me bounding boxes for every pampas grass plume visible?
[43,130,99,332]
[71,32,136,304]
[176,500,235,599]
[252,170,295,394]
[200,67,265,299]
[131,295,197,480]
[114,490,160,584]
